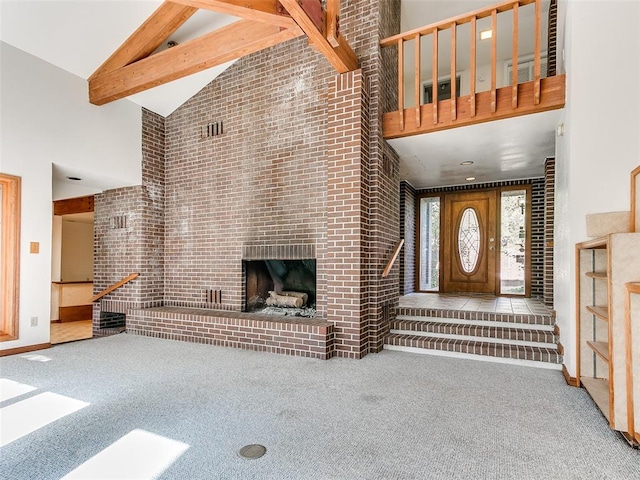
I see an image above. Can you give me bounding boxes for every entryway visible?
[51,196,95,344]
[418,186,531,296]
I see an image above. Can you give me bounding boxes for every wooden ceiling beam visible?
[90,2,198,80]
[278,0,357,73]
[170,0,297,28]
[89,19,303,106]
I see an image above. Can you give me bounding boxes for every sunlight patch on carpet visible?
[0,378,37,402]
[62,429,189,480]
[0,392,89,447]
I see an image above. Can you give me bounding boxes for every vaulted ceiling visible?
[0,0,356,117]
[1,1,561,188]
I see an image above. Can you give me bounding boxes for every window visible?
[422,76,461,104]
[419,196,440,291]
[500,189,527,295]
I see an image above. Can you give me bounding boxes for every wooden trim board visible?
[0,343,51,357]
[562,364,579,387]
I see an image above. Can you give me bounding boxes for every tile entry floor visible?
[399,293,553,316]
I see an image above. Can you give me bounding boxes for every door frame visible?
[415,185,532,296]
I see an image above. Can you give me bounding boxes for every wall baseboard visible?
[0,342,51,357]
[562,364,579,387]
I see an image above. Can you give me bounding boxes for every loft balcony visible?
[381,0,565,139]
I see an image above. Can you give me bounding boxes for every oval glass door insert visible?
[458,208,481,273]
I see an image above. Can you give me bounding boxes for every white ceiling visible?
[0,0,238,117]
[389,109,561,189]
[1,0,562,189]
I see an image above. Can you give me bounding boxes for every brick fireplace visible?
[93,0,402,360]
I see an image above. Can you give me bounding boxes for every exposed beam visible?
[90,1,197,80]
[278,0,357,73]
[90,20,303,106]
[170,0,297,28]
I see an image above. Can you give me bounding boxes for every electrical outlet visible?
[30,316,38,327]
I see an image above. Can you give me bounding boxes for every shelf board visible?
[580,376,611,421]
[576,236,608,249]
[586,305,609,321]
[586,340,610,363]
[585,271,607,279]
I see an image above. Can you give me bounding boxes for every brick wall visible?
[93,0,402,358]
[400,181,416,295]
[530,178,544,297]
[544,158,555,306]
[93,108,166,334]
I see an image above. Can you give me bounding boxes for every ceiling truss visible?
[89,0,358,106]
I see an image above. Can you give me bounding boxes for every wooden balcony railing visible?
[380,0,565,138]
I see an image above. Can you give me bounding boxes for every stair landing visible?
[386,293,562,369]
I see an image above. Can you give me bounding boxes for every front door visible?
[442,190,497,293]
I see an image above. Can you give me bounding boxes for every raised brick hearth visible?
[128,307,334,359]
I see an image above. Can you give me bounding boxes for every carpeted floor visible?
[1,334,638,479]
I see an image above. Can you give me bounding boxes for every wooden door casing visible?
[442,190,497,293]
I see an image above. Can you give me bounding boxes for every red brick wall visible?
[93,108,166,334]
[94,1,402,357]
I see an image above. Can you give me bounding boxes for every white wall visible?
[555,0,640,376]
[0,42,143,350]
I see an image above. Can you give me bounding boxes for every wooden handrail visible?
[382,239,404,278]
[91,273,140,302]
[625,282,640,443]
[380,0,550,138]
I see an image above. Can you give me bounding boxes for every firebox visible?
[244,259,316,317]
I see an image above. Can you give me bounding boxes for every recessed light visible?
[480,29,492,40]
[460,161,474,166]
[66,176,82,181]
[465,176,476,181]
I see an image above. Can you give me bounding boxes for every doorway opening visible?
[417,186,531,296]
[51,196,95,344]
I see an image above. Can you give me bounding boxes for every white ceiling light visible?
[480,29,492,40]
[465,176,476,181]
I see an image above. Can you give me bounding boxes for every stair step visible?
[396,314,555,331]
[384,333,562,365]
[391,320,557,345]
[396,307,555,326]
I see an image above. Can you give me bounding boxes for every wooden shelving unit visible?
[576,233,640,446]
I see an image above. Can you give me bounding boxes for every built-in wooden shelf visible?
[586,305,609,322]
[585,271,607,279]
[580,377,611,421]
[587,340,610,363]
[576,236,608,250]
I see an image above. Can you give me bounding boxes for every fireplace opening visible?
[244,259,316,317]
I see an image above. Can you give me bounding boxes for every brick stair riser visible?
[396,315,556,332]
[384,334,562,364]
[389,329,556,349]
[396,308,555,326]
[391,320,557,343]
